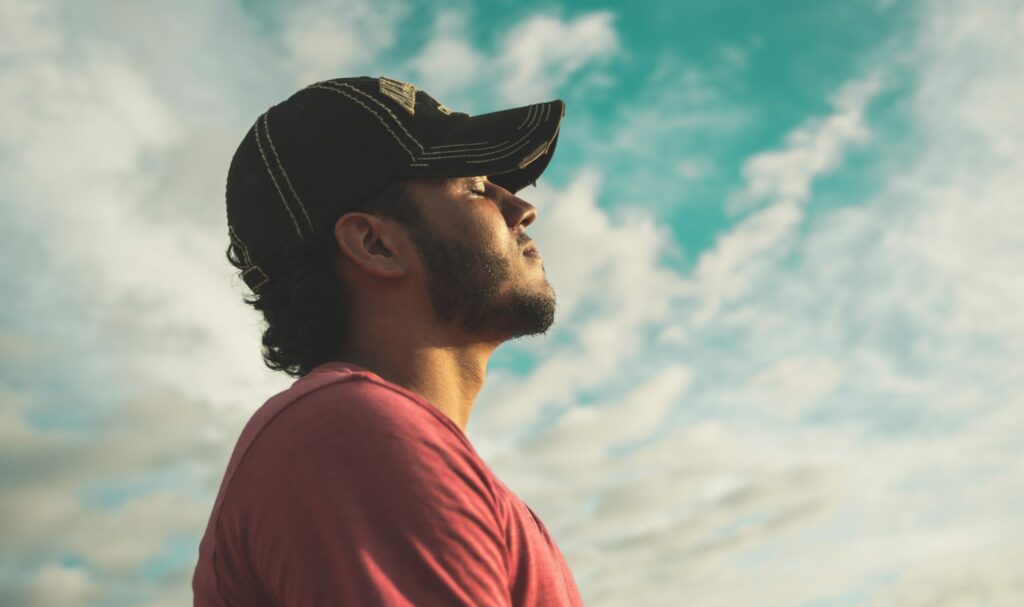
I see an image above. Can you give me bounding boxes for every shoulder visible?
[261,372,468,451]
[213,374,515,607]
[224,372,504,525]
[236,372,492,490]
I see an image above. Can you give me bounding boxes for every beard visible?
[405,225,556,340]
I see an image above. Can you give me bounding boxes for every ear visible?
[333,212,409,279]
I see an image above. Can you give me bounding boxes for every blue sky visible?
[2,0,1023,605]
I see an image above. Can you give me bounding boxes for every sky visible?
[1,0,1023,605]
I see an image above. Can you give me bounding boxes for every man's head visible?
[333,175,555,343]
[224,76,564,377]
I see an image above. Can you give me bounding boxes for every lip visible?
[523,245,540,258]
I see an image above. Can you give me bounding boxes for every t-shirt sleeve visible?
[218,379,512,607]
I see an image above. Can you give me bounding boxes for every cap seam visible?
[262,111,314,233]
[516,104,537,130]
[416,104,545,159]
[306,84,417,161]
[416,104,551,162]
[315,80,423,152]
[254,114,306,238]
[465,137,535,165]
[429,140,491,150]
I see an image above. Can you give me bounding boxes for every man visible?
[192,76,582,606]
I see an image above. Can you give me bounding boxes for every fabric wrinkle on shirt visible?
[192,361,584,606]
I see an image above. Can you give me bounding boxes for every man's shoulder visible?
[241,368,468,459]
[225,368,494,502]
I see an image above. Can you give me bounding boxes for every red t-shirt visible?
[193,361,583,606]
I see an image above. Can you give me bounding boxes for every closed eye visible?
[468,177,492,197]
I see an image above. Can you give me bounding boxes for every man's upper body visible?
[201,76,577,604]
[193,361,583,606]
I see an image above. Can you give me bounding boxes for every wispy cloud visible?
[410,10,486,98]
[3,0,1022,605]
[282,0,409,86]
[480,1,1024,604]
[494,11,619,104]
[726,72,883,215]
[411,9,620,112]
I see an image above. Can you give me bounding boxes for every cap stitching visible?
[415,104,550,162]
[262,112,314,233]
[339,82,424,150]
[464,137,534,165]
[307,84,416,161]
[315,80,423,152]
[254,115,304,238]
[415,104,544,159]
[418,141,501,154]
[516,104,537,130]
[406,136,534,168]
[429,140,492,150]
[228,225,254,266]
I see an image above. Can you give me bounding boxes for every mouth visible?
[523,244,540,258]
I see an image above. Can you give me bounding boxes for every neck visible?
[338,333,499,433]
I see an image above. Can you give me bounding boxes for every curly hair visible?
[226,181,426,378]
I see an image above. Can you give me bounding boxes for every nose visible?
[494,184,537,230]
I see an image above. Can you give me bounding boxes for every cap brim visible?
[401,100,564,194]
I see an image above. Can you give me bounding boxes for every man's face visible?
[401,176,556,340]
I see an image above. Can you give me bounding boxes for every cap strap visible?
[241,264,270,292]
[229,226,271,293]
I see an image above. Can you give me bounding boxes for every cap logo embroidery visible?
[379,76,417,116]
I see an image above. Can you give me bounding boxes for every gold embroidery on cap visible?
[379,76,417,115]
[518,140,551,169]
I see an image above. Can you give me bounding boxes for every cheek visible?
[462,205,511,252]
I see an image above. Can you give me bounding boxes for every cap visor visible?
[402,100,564,193]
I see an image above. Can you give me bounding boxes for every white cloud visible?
[470,168,687,438]
[579,56,751,214]
[746,356,844,419]
[25,563,99,607]
[0,0,60,59]
[726,72,883,215]
[494,11,619,104]
[879,554,1024,606]
[0,0,376,603]
[481,2,1024,605]
[281,0,409,87]
[4,1,1024,606]
[519,364,693,471]
[409,10,621,111]
[689,198,802,326]
[410,11,485,99]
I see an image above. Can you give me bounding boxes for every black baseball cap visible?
[226,75,565,293]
